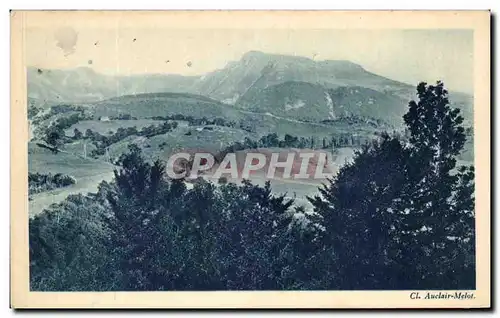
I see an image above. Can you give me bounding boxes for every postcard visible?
[10,10,491,309]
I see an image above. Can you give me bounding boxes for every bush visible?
[28,172,76,195]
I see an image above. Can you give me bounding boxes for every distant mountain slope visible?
[89,92,385,142]
[91,92,243,121]
[26,51,410,104]
[236,81,408,125]
[27,66,199,104]
[236,81,327,118]
[27,51,473,126]
[194,50,411,102]
[116,74,199,97]
[326,86,409,124]
[28,67,117,102]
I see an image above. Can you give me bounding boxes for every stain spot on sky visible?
[133,38,137,42]
[88,60,93,65]
[94,41,99,46]
[165,60,170,63]
[54,27,78,56]
[186,61,192,67]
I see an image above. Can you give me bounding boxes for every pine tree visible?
[309,81,475,289]
[398,81,474,288]
[216,180,294,289]
[308,134,408,289]
[105,144,171,290]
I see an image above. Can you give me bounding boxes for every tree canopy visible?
[29,81,475,291]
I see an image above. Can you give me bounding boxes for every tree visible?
[259,133,279,147]
[404,82,466,169]
[215,180,295,289]
[284,134,299,148]
[84,128,94,139]
[29,194,114,291]
[43,126,64,150]
[308,134,409,289]
[104,144,172,290]
[308,81,475,289]
[101,145,300,290]
[28,106,41,119]
[398,81,474,288]
[73,128,83,140]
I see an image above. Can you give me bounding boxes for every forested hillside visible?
[29,82,475,290]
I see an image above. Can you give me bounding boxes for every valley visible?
[27,51,474,217]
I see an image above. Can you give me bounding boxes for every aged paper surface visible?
[11,10,490,308]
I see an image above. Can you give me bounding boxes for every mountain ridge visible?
[27,50,417,103]
[27,50,473,126]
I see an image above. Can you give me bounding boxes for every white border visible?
[3,1,498,316]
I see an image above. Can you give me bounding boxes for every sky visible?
[25,28,473,94]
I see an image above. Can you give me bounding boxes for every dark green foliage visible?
[308,135,411,289]
[85,121,177,157]
[308,81,475,289]
[42,126,65,149]
[214,132,367,164]
[29,81,475,291]
[73,128,83,140]
[50,104,88,115]
[28,172,76,195]
[320,114,389,129]
[149,114,237,130]
[30,145,308,291]
[53,112,93,131]
[41,111,93,148]
[404,82,466,161]
[29,194,114,291]
[28,106,41,119]
[109,113,137,120]
[213,180,294,289]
